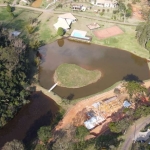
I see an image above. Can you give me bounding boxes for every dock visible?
[48,82,58,92]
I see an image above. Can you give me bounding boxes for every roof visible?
[59,13,76,20]
[54,18,70,30]
[135,129,150,141]
[96,0,116,3]
[84,116,105,129]
[103,96,117,103]
[12,31,21,36]
[92,102,100,109]
[123,101,131,108]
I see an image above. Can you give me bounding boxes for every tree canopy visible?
[2,139,25,150]
[57,27,65,36]
[136,22,150,47]
[125,81,146,98]
[0,26,31,127]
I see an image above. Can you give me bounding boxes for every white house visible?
[53,13,77,31]
[91,0,117,8]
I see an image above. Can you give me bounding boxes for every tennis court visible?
[93,26,124,39]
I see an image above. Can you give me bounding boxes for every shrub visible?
[6,4,12,12]
[37,126,52,143]
[57,27,65,36]
[100,12,104,16]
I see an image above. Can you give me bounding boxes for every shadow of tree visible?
[123,74,143,83]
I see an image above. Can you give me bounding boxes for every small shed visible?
[11,31,21,37]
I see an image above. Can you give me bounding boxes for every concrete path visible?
[120,115,150,150]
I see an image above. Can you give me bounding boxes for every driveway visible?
[121,115,150,150]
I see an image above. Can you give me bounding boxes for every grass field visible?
[6,10,41,30]
[54,63,101,88]
[0,7,23,22]
[92,25,149,59]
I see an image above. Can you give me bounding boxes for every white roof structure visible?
[54,18,70,30]
[84,116,105,130]
[92,102,100,109]
[58,13,76,20]
[135,129,150,141]
[11,31,21,37]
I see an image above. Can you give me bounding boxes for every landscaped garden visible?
[54,63,101,88]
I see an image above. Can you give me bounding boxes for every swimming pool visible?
[73,32,84,38]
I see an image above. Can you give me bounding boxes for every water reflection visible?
[57,39,64,47]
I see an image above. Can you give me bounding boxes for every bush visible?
[37,126,52,143]
[6,4,12,12]
[100,12,104,16]
[57,27,65,36]
[75,126,89,139]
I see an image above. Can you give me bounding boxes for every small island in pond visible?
[54,63,101,88]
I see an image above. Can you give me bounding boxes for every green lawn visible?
[92,25,149,59]
[0,7,23,22]
[54,63,101,88]
[6,10,41,30]
[38,22,58,43]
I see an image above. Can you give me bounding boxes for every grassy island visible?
[54,63,101,88]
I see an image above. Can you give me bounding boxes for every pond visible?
[0,92,59,148]
[39,39,150,100]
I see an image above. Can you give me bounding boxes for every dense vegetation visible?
[136,14,150,56]
[54,63,101,88]
[0,26,31,127]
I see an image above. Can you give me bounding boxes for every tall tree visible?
[2,139,25,150]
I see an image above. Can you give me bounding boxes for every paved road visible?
[121,115,150,150]
[0,4,139,26]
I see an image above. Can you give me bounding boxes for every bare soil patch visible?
[55,80,150,136]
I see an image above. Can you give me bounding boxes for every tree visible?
[146,40,150,57]
[10,12,14,19]
[2,139,25,150]
[75,126,89,140]
[57,27,65,36]
[6,4,12,12]
[125,81,146,98]
[109,118,131,133]
[37,126,52,143]
[136,22,150,47]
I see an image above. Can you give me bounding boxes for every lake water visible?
[0,92,59,148]
[39,39,150,100]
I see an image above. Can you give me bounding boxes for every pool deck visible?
[68,35,92,43]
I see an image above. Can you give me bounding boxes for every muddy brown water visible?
[0,92,59,148]
[0,39,149,147]
[39,39,150,100]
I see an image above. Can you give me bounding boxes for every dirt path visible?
[55,89,116,130]
[55,80,150,133]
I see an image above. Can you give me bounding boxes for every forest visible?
[0,25,32,127]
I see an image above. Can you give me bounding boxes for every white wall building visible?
[91,0,117,8]
[54,13,77,31]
